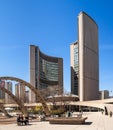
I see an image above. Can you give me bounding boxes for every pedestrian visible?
[17,114,21,125]
[110,111,112,117]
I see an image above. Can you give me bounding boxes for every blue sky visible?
[0,0,113,94]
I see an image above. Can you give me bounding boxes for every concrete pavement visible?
[0,112,113,130]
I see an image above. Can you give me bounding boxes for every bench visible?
[49,117,88,125]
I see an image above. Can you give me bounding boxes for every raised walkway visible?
[0,112,113,130]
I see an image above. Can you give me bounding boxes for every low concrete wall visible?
[49,117,88,125]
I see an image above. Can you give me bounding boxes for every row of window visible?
[39,57,58,81]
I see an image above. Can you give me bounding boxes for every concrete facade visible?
[15,83,26,103]
[70,42,79,95]
[5,82,14,104]
[71,12,99,101]
[29,45,63,103]
[99,90,109,100]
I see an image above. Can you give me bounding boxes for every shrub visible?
[50,108,65,115]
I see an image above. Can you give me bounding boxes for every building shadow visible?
[84,121,92,125]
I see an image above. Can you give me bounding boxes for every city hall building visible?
[29,45,63,103]
[70,12,99,101]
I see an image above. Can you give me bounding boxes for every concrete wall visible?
[78,12,99,101]
[70,42,79,95]
[29,45,37,103]
[70,43,76,94]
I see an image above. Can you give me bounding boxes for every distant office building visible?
[99,90,109,100]
[5,81,14,104]
[0,80,5,102]
[29,45,63,103]
[70,42,79,95]
[70,12,99,101]
[25,90,29,103]
[15,83,26,103]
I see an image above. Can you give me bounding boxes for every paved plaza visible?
[0,112,113,130]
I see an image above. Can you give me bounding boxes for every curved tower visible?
[71,12,99,101]
[29,45,63,103]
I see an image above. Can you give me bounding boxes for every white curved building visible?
[70,12,99,101]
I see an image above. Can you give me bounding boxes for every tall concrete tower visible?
[5,81,13,104]
[15,83,26,103]
[71,12,99,101]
